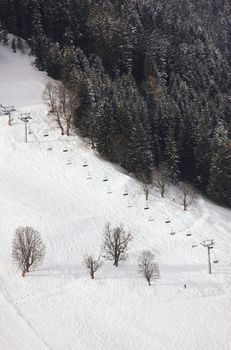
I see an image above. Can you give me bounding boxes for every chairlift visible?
[186,233,192,237]
[63,148,68,152]
[28,129,33,135]
[148,216,154,222]
[192,243,198,248]
[103,176,108,182]
[170,230,176,235]
[66,160,72,165]
[123,191,128,196]
[213,256,219,264]
[107,187,113,194]
[144,204,149,210]
[165,219,171,223]
[43,134,49,137]
[82,161,88,167]
[47,146,53,151]
[87,172,93,180]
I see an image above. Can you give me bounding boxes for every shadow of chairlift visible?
[87,172,93,180]
[192,242,198,248]
[148,216,154,222]
[128,201,133,208]
[66,159,72,165]
[47,145,53,151]
[213,257,219,264]
[107,187,113,194]
[170,229,176,235]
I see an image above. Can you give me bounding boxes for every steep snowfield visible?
[0,45,231,350]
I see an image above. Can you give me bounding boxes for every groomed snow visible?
[0,45,231,350]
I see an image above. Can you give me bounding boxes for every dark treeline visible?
[0,0,231,207]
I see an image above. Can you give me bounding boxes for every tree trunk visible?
[90,270,94,279]
[147,278,151,286]
[56,117,64,135]
[114,256,119,267]
[146,190,149,201]
[66,121,71,136]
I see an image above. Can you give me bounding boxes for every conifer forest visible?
[0,0,231,207]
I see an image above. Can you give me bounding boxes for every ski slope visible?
[0,45,231,350]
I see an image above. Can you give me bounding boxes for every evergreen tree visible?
[164,126,180,184]
[207,123,231,206]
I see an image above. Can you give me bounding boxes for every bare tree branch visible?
[12,226,45,277]
[102,223,132,267]
[138,250,160,286]
[83,254,102,279]
[153,163,169,198]
[180,184,195,211]
[43,81,76,136]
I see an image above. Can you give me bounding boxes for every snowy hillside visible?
[0,45,231,350]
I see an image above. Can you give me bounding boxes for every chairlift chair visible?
[123,191,128,196]
[107,187,113,194]
[87,172,93,180]
[128,201,133,208]
[83,162,88,167]
[67,160,72,165]
[148,216,154,222]
[103,176,108,182]
[63,148,68,152]
[47,145,53,151]
[192,243,198,248]
[186,233,192,237]
[165,219,171,223]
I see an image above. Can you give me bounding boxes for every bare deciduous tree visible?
[138,250,160,286]
[102,223,132,267]
[12,226,46,277]
[181,184,195,211]
[142,182,152,201]
[83,254,102,279]
[153,163,169,198]
[43,81,76,136]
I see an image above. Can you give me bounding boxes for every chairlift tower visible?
[2,105,15,125]
[20,113,32,143]
[200,239,215,274]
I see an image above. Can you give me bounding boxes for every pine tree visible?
[95,97,113,159]
[165,126,180,184]
[207,123,231,206]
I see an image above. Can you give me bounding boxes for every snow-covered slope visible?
[0,45,231,350]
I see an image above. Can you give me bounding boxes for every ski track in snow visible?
[0,45,231,350]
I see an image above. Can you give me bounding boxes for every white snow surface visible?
[0,45,231,350]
